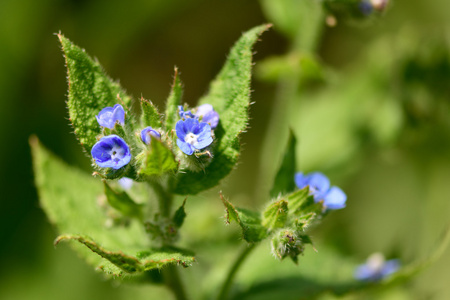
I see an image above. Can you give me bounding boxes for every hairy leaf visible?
[103,181,143,220]
[141,97,162,128]
[270,130,297,198]
[262,200,289,231]
[174,24,271,195]
[221,193,267,243]
[138,139,178,177]
[164,67,183,132]
[55,235,195,275]
[58,34,133,153]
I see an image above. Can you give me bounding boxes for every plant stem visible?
[149,180,188,300]
[217,243,256,300]
[150,179,173,218]
[162,264,188,300]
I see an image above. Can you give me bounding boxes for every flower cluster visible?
[294,172,347,210]
[175,104,219,155]
[354,253,400,281]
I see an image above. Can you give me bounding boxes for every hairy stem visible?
[217,243,257,300]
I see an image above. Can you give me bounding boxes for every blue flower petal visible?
[140,126,161,145]
[196,104,219,129]
[323,186,347,210]
[175,120,188,140]
[294,172,307,188]
[381,259,400,277]
[177,139,194,155]
[306,172,330,199]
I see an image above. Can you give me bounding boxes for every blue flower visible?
[178,105,195,119]
[176,118,213,155]
[91,135,131,169]
[96,104,125,129]
[355,253,400,281]
[140,126,161,145]
[294,172,347,210]
[195,104,219,129]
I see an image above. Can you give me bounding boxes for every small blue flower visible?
[118,177,133,190]
[294,172,346,209]
[195,104,219,129]
[140,126,161,145]
[96,104,125,129]
[355,253,400,281]
[91,135,131,169]
[176,118,213,155]
[178,105,195,119]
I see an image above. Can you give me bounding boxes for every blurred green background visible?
[1,0,450,299]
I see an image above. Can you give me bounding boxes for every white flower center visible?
[366,253,385,272]
[185,133,198,145]
[110,145,124,162]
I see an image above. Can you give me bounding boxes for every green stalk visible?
[217,244,257,300]
[149,180,188,300]
[162,265,188,300]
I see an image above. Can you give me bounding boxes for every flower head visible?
[294,172,346,210]
[195,104,219,129]
[178,105,195,119]
[140,126,161,145]
[91,135,131,169]
[355,253,400,281]
[96,104,125,129]
[176,118,213,155]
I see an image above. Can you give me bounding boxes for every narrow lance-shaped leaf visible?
[164,67,183,132]
[262,200,289,231]
[103,181,143,220]
[174,24,271,195]
[173,198,187,228]
[55,235,196,275]
[270,129,297,198]
[58,34,133,153]
[138,139,179,177]
[141,97,162,128]
[221,193,268,243]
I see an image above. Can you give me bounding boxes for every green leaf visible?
[221,193,268,243]
[138,139,178,177]
[270,130,297,198]
[259,0,324,51]
[173,198,187,228]
[30,136,194,277]
[286,187,320,216]
[262,200,289,231]
[103,181,143,220]
[55,235,195,275]
[141,97,162,128]
[164,67,183,132]
[174,24,271,195]
[58,34,133,153]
